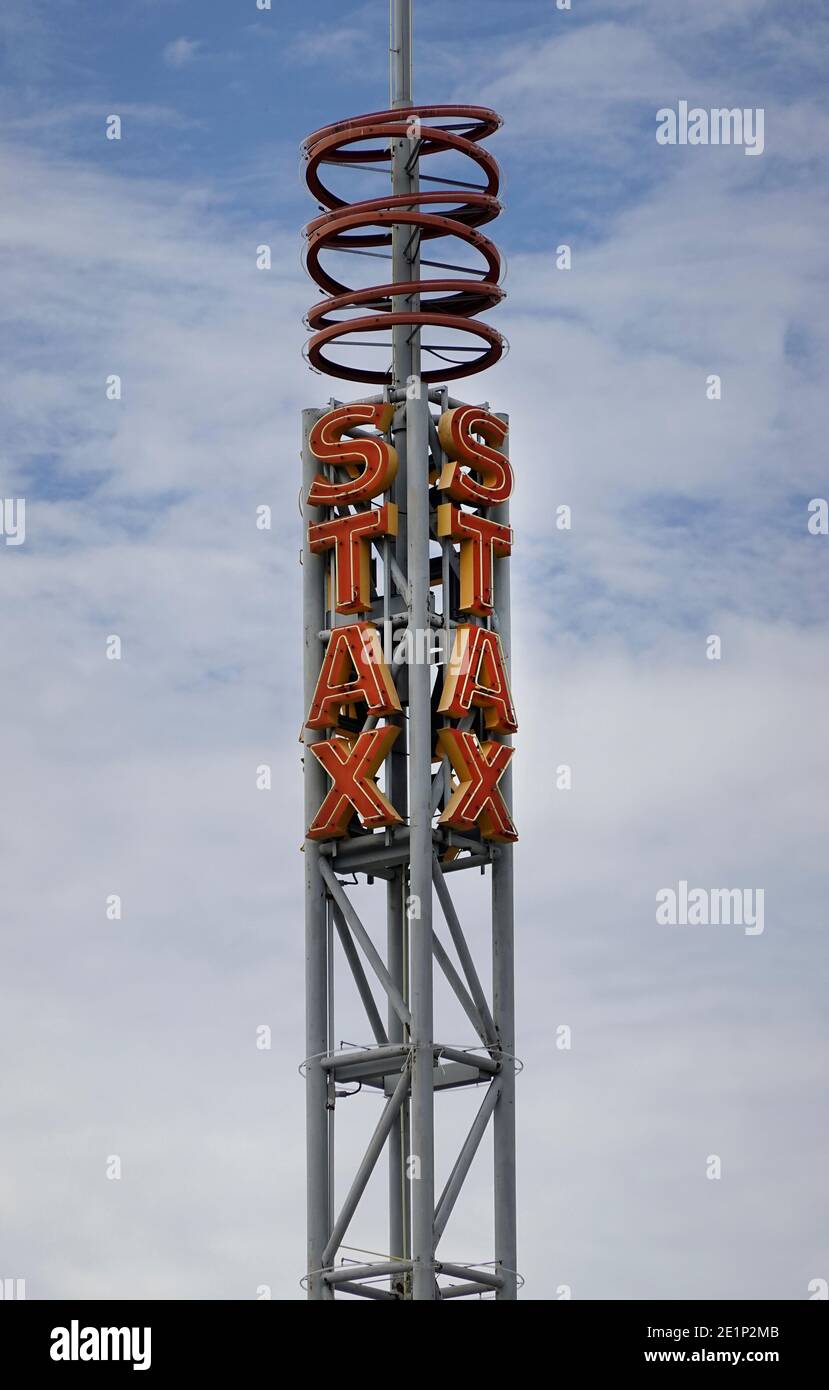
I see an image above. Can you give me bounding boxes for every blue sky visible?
[1,0,827,1300]
[10,0,827,239]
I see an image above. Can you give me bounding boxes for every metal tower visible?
[300,0,517,1300]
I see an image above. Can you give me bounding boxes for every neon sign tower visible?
[300,0,517,1300]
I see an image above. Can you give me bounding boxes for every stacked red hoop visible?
[302,105,506,384]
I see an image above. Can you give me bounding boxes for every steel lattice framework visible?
[300,0,517,1300]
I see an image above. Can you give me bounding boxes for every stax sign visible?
[304,402,517,846]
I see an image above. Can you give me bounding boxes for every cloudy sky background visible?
[1,0,827,1299]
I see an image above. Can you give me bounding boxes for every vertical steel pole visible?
[387,0,414,1283]
[386,869,409,1283]
[302,408,333,1300]
[492,414,517,1298]
[406,387,435,1300]
[391,0,435,1300]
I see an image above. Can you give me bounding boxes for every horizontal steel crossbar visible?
[324,1260,412,1285]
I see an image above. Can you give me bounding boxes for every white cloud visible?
[161,36,203,69]
[287,24,365,65]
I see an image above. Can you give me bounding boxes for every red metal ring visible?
[302,105,506,385]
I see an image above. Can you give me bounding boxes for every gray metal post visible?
[387,0,413,1278]
[391,0,436,1300]
[406,387,435,1300]
[302,408,333,1299]
[492,413,517,1298]
[387,869,410,1280]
